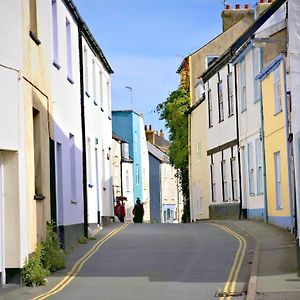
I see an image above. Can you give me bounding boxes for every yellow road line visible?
[32,223,129,300]
[209,223,247,300]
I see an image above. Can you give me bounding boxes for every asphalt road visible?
[45,223,252,300]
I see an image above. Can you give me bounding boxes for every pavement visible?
[216,219,300,300]
[0,222,125,300]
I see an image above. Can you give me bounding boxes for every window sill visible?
[241,108,247,113]
[249,193,256,197]
[53,61,61,70]
[29,31,41,46]
[85,91,90,98]
[253,99,260,104]
[94,100,98,106]
[274,109,283,116]
[108,116,111,120]
[208,125,213,129]
[70,200,77,205]
[218,119,224,123]
[67,77,74,84]
[228,113,234,118]
[88,183,94,188]
[256,192,264,196]
[101,107,104,112]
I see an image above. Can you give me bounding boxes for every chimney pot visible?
[145,125,148,130]
[259,0,265,3]
[236,4,241,9]
[245,4,250,9]
[225,4,231,9]
[267,0,273,2]
[149,125,152,130]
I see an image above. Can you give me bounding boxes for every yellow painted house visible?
[258,54,294,230]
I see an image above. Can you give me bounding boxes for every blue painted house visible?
[147,142,165,223]
[112,110,146,206]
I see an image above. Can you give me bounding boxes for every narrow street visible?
[34,223,253,300]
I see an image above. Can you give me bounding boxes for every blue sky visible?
[73,0,258,135]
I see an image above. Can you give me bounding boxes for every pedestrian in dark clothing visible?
[114,199,125,222]
[132,199,144,223]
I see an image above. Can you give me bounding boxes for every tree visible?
[156,87,190,222]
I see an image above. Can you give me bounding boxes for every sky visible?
[73,0,258,136]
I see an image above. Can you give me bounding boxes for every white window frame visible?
[231,157,238,201]
[274,151,283,209]
[218,81,224,122]
[240,59,247,112]
[274,67,282,114]
[253,48,261,103]
[84,46,89,95]
[66,18,73,81]
[228,72,234,116]
[69,134,76,200]
[52,0,59,66]
[208,89,213,127]
[206,55,219,69]
[222,160,228,202]
[211,163,216,202]
[255,139,263,195]
[248,142,255,195]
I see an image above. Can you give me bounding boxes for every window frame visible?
[218,81,224,122]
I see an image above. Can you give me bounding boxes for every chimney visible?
[256,0,273,19]
[159,129,164,139]
[145,124,155,144]
[221,3,255,32]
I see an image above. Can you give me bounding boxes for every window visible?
[92,60,97,104]
[218,81,224,122]
[84,47,89,95]
[69,134,76,200]
[87,137,93,187]
[248,142,255,195]
[195,140,201,161]
[231,157,238,201]
[126,170,130,191]
[253,48,261,103]
[195,81,205,101]
[256,139,263,194]
[240,59,247,112]
[99,70,103,109]
[274,67,282,114]
[222,160,228,202]
[122,143,129,158]
[66,18,73,81]
[208,89,213,127]
[29,0,40,44]
[206,56,219,68]
[227,73,234,116]
[211,163,216,202]
[274,152,282,209]
[107,81,111,118]
[52,0,59,65]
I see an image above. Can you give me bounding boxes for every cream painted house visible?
[182,5,254,221]
[0,0,53,283]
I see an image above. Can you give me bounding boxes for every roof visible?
[112,132,127,143]
[63,0,114,74]
[201,0,286,83]
[176,15,254,74]
[147,142,169,163]
[112,110,143,118]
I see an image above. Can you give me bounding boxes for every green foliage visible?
[22,244,50,287]
[156,87,190,222]
[78,236,89,244]
[41,222,65,272]
[88,236,97,241]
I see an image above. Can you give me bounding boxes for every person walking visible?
[114,199,126,222]
[132,198,144,223]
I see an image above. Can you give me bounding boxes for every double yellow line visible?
[210,223,247,300]
[32,223,129,300]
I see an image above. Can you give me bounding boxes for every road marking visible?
[209,223,247,300]
[32,223,129,300]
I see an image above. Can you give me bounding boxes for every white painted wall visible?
[236,48,264,212]
[82,36,113,223]
[51,0,84,227]
[139,117,150,221]
[122,162,134,221]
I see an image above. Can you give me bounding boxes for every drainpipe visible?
[120,143,124,197]
[78,25,88,237]
[258,49,268,223]
[234,65,243,219]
